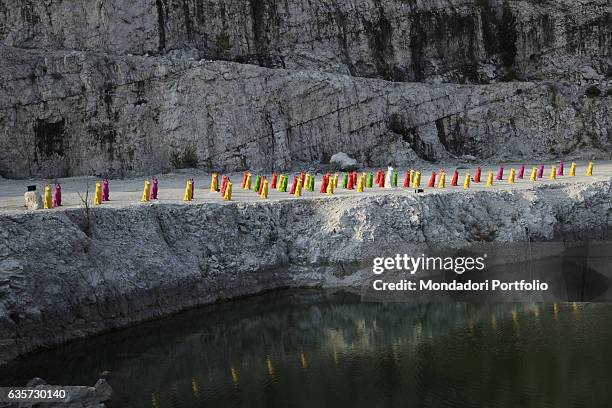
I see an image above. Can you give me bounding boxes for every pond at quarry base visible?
[2,289,612,408]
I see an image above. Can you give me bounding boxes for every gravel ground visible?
[1,160,610,214]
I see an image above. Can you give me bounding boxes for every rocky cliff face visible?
[0,45,610,178]
[0,180,611,364]
[0,0,610,178]
[1,0,610,82]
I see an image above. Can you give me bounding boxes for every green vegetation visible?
[500,69,518,82]
[585,85,602,98]
[215,32,233,51]
[171,145,199,169]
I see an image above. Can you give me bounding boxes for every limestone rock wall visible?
[0,46,610,178]
[1,0,610,82]
[0,0,610,179]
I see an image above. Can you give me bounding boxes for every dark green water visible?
[2,290,612,408]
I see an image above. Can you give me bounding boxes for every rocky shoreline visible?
[0,179,610,365]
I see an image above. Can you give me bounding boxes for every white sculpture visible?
[24,191,43,210]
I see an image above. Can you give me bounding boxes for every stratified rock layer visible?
[0,180,610,364]
[1,46,610,178]
[1,0,610,82]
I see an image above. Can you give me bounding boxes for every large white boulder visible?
[330,152,358,171]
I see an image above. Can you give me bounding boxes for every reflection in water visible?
[2,290,612,408]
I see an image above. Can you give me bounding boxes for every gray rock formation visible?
[0,0,610,179]
[330,152,358,171]
[0,179,610,364]
[0,0,610,83]
[0,45,610,179]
